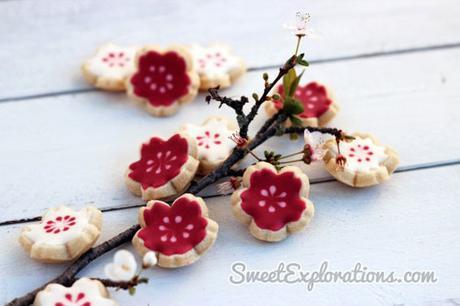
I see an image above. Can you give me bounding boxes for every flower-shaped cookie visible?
[132,193,218,268]
[126,46,200,116]
[33,278,118,306]
[125,133,199,200]
[189,44,246,90]
[265,82,339,127]
[231,162,315,242]
[19,206,102,263]
[82,43,138,91]
[180,116,237,175]
[323,132,399,187]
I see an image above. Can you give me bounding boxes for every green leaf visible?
[287,70,305,97]
[296,57,309,67]
[289,115,303,126]
[128,287,136,296]
[283,97,304,115]
[283,68,297,97]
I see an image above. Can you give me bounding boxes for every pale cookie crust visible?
[189,44,246,90]
[126,45,200,117]
[264,83,339,127]
[34,278,118,306]
[125,133,199,201]
[231,162,315,242]
[82,43,138,91]
[19,206,102,263]
[132,193,218,268]
[180,116,237,175]
[323,132,399,187]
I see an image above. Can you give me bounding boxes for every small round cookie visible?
[132,193,218,268]
[33,278,119,306]
[125,133,199,201]
[189,44,246,90]
[19,206,102,263]
[126,45,200,116]
[82,43,138,91]
[323,132,399,187]
[231,162,315,242]
[265,81,339,127]
[180,116,237,175]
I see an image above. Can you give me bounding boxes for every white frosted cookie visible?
[19,206,102,263]
[132,193,218,268]
[82,43,138,91]
[231,162,315,242]
[34,278,118,306]
[180,116,237,175]
[190,44,246,90]
[323,132,399,187]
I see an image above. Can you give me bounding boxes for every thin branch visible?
[284,126,343,139]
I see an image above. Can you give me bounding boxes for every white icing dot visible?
[279,192,287,198]
[258,200,266,207]
[159,86,166,93]
[165,164,171,170]
[163,217,170,223]
[147,160,154,165]
[269,185,277,195]
[149,66,156,72]
[144,76,151,84]
[306,90,312,96]
[268,206,276,213]
[183,232,190,238]
[150,83,157,90]
[170,156,177,161]
[261,189,269,196]
[185,224,194,230]
[170,236,177,243]
[166,83,173,90]
[159,66,166,73]
[166,74,173,81]
[278,201,287,208]
[166,151,171,157]
[155,167,161,174]
[160,235,167,242]
[157,152,163,159]
[146,167,153,173]
[310,96,318,102]
[307,104,315,109]
[175,216,182,223]
[159,225,166,231]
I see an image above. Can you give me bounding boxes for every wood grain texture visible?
[1,166,459,305]
[1,0,460,98]
[1,48,460,222]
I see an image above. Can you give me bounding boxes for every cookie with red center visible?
[265,81,339,127]
[189,44,246,90]
[323,132,399,187]
[132,193,218,268]
[19,206,102,263]
[180,116,237,175]
[82,43,138,91]
[125,133,199,200]
[34,278,118,306]
[231,162,315,242]
[126,46,200,116]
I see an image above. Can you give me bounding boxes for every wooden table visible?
[1,0,459,305]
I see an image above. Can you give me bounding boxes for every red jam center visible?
[43,215,77,234]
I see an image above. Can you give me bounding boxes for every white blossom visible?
[142,251,158,268]
[304,129,335,161]
[104,249,137,281]
[284,12,312,37]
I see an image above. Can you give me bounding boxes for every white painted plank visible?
[1,0,460,98]
[1,48,460,221]
[1,166,459,305]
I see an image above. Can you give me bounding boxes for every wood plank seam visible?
[1,41,460,104]
[1,158,459,227]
